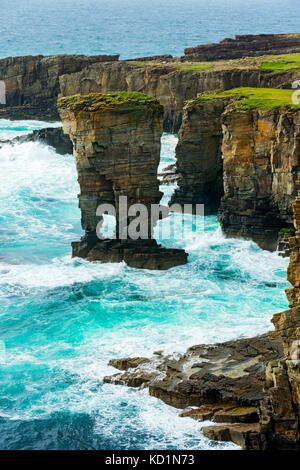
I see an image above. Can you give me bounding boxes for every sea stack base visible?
[72,237,187,270]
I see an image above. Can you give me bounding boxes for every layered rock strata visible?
[104,331,283,449]
[0,54,119,120]
[59,60,300,133]
[1,51,299,131]
[256,186,300,450]
[58,91,187,270]
[170,98,227,213]
[104,332,283,407]
[171,88,300,243]
[104,126,300,451]
[183,34,300,62]
[219,92,300,250]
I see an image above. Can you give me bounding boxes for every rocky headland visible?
[58,55,300,133]
[0,44,300,132]
[171,88,300,250]
[58,91,187,270]
[182,33,300,62]
[0,54,119,120]
[104,182,300,449]
[2,34,300,449]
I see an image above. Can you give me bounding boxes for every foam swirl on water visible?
[0,122,289,450]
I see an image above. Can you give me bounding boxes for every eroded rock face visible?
[257,186,300,450]
[104,331,283,408]
[0,54,119,120]
[183,34,300,62]
[220,107,300,251]
[171,92,300,245]
[58,92,188,270]
[0,51,299,130]
[170,98,226,214]
[59,61,298,133]
[15,127,73,155]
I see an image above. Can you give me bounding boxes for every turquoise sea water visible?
[0,0,300,59]
[0,121,289,450]
[0,0,295,450]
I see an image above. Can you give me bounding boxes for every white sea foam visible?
[0,131,289,450]
[0,256,124,289]
[0,119,61,140]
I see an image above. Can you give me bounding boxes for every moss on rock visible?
[58,91,163,115]
[196,87,300,111]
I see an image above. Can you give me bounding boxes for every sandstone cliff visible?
[170,98,227,213]
[219,90,300,251]
[103,184,300,448]
[256,186,300,449]
[59,59,300,133]
[1,51,299,131]
[58,91,187,270]
[172,88,300,249]
[183,33,300,62]
[0,54,119,120]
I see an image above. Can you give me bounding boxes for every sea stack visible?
[170,97,226,214]
[219,89,300,251]
[58,91,188,270]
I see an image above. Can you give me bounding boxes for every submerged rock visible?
[58,91,188,270]
[16,127,73,155]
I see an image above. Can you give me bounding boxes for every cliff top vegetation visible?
[196,87,300,110]
[126,53,300,75]
[58,91,163,114]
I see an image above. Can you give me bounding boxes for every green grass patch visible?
[260,53,300,73]
[58,91,162,114]
[171,63,212,72]
[279,227,295,237]
[127,61,212,72]
[197,87,300,110]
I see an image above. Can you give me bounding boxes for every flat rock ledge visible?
[104,331,283,448]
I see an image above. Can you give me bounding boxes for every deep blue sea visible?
[0,0,295,450]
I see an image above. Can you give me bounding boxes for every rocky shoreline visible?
[1,33,300,449]
[104,181,300,449]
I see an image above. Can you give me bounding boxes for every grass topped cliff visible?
[127,53,300,75]
[58,91,163,114]
[260,53,300,73]
[197,87,300,110]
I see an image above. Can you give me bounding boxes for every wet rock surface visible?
[255,183,300,450]
[15,127,72,155]
[104,331,283,409]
